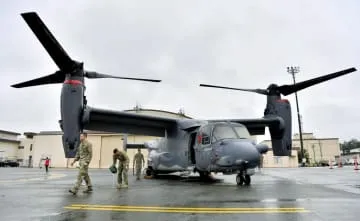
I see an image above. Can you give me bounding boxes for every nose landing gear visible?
[236,172,251,186]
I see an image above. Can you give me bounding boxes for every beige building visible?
[0,129,21,162]
[260,132,341,166]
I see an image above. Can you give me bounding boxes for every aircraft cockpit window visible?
[233,126,251,139]
[212,125,238,142]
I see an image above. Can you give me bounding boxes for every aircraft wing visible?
[207,117,284,135]
[82,107,179,137]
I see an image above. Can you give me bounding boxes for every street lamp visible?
[287,66,305,166]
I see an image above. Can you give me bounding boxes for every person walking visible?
[133,148,145,180]
[44,157,50,173]
[69,132,93,195]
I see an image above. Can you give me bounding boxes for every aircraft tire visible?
[146,168,152,176]
[151,170,158,178]
[244,175,251,185]
[236,174,244,186]
[199,171,210,180]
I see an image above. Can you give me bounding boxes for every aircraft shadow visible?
[151,174,224,185]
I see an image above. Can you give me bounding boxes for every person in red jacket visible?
[44,157,50,173]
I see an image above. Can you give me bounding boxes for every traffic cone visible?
[329,160,333,169]
[354,158,359,170]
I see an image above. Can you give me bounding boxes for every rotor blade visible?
[11,71,64,88]
[21,12,76,72]
[84,71,161,82]
[278,67,357,96]
[199,84,268,95]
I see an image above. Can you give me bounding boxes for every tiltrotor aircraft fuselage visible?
[11,12,357,186]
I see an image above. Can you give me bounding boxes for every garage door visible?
[100,136,123,168]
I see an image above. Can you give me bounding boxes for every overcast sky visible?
[1,0,359,142]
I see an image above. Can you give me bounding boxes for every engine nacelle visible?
[255,143,269,154]
[60,78,84,158]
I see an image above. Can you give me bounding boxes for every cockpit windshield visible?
[211,124,251,142]
[233,126,251,139]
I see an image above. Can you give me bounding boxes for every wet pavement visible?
[0,166,359,221]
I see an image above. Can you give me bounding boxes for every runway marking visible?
[64,204,309,214]
[0,173,67,184]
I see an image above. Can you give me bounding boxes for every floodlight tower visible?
[287,66,305,166]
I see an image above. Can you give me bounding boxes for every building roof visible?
[0,129,20,136]
[37,130,119,135]
[0,138,20,143]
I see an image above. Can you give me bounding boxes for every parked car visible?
[0,160,19,167]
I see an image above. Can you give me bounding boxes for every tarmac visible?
[0,166,359,221]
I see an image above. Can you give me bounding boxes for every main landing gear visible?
[146,167,158,178]
[236,172,251,186]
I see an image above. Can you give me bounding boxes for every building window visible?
[18,146,24,149]
[30,144,33,151]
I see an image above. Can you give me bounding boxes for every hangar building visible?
[0,130,21,162]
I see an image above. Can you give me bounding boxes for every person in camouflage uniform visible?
[133,148,145,180]
[113,148,129,188]
[69,132,93,195]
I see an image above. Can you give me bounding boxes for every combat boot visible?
[83,186,93,193]
[68,188,77,195]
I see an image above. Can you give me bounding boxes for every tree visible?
[297,149,309,164]
[340,138,360,155]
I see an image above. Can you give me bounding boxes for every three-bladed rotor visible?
[199,67,357,96]
[11,12,161,89]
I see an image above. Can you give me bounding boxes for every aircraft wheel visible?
[146,168,152,176]
[236,174,244,186]
[151,170,158,178]
[244,175,251,186]
[199,171,210,180]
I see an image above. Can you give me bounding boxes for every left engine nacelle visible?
[256,143,269,154]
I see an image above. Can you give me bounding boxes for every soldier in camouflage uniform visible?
[133,148,145,180]
[69,132,93,195]
[113,148,129,188]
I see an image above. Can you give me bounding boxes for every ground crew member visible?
[69,132,93,195]
[133,148,145,180]
[113,148,129,188]
[44,157,50,173]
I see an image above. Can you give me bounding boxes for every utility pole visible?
[287,66,305,166]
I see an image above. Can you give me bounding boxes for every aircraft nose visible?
[214,140,260,168]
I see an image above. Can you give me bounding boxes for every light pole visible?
[287,66,305,166]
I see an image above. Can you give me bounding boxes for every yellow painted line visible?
[64,204,309,214]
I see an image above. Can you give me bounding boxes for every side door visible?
[195,125,212,170]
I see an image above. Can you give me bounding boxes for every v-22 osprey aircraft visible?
[11,12,357,186]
